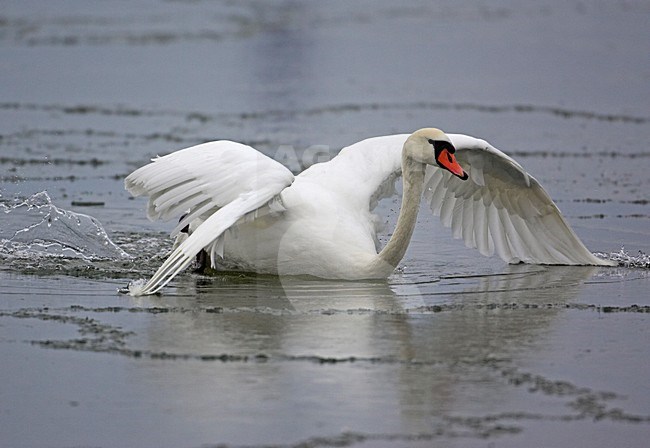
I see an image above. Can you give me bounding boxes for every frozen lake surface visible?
[1,1,649,447]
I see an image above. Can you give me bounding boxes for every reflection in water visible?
[148,264,599,360]
[133,265,598,436]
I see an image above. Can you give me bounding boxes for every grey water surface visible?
[1,1,649,447]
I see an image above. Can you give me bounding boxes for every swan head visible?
[405,128,468,180]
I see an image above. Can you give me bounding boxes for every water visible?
[1,1,650,447]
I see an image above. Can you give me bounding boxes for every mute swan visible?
[125,128,614,295]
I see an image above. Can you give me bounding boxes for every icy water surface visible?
[1,1,650,447]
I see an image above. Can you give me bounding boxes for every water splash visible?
[594,247,650,269]
[0,191,131,260]
[125,278,149,296]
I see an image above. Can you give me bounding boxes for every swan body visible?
[125,129,614,295]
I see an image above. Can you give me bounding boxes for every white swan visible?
[125,128,614,295]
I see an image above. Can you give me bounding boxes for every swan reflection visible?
[131,265,598,435]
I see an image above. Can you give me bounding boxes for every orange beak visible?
[436,148,468,180]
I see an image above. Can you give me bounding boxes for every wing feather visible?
[171,200,217,236]
[472,196,493,257]
[421,133,615,266]
[426,170,447,212]
[439,192,456,228]
[487,204,514,262]
[461,196,475,248]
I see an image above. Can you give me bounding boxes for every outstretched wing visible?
[424,133,614,266]
[125,141,295,295]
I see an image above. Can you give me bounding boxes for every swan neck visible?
[378,156,425,268]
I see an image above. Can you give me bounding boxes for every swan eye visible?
[431,140,456,155]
